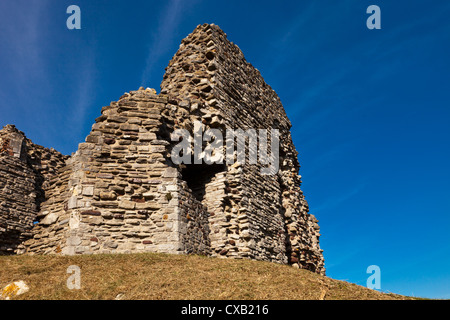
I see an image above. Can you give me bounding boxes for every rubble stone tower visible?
[0,24,325,274]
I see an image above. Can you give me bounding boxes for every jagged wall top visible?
[162,24,292,126]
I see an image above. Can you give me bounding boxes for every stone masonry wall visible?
[0,155,36,254]
[23,89,210,256]
[0,125,67,254]
[160,24,324,273]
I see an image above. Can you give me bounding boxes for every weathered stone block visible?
[39,212,59,226]
[81,210,101,216]
[119,200,136,210]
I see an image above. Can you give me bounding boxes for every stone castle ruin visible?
[0,24,325,274]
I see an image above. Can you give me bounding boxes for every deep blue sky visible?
[1,1,449,299]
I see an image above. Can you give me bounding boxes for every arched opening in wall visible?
[181,163,226,202]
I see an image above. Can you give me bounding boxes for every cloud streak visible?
[66,55,97,147]
[315,184,366,214]
[0,1,96,153]
[0,0,55,142]
[141,0,186,87]
[0,1,50,98]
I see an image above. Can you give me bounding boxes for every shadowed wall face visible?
[0,125,67,254]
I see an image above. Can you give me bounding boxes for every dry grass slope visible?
[0,253,411,300]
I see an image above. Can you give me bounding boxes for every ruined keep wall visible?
[23,89,210,256]
[0,151,36,254]
[161,24,324,273]
[0,125,67,254]
[2,23,324,274]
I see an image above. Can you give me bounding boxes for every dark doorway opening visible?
[181,163,226,202]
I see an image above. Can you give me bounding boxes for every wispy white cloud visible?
[264,1,450,127]
[0,1,50,97]
[141,0,186,87]
[263,1,351,77]
[67,56,97,145]
[0,0,54,140]
[301,138,354,174]
[313,181,367,214]
[0,1,96,153]
[324,246,364,271]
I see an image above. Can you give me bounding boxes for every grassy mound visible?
[0,252,411,300]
